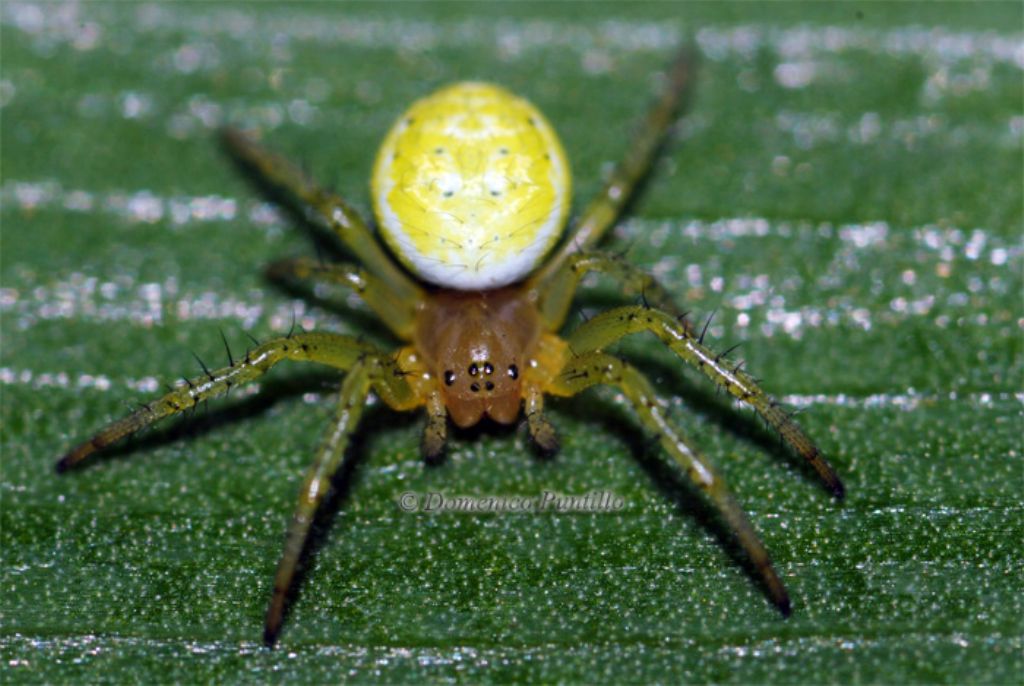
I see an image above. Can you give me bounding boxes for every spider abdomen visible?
[372,82,571,290]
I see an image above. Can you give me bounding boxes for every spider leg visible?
[55,332,399,472]
[421,390,447,463]
[524,384,559,454]
[221,128,423,304]
[267,257,416,339]
[533,251,682,332]
[567,306,845,498]
[263,349,419,646]
[534,46,696,283]
[548,351,790,616]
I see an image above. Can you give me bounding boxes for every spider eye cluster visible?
[443,360,519,392]
[371,82,572,290]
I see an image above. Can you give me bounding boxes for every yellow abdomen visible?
[371,82,571,290]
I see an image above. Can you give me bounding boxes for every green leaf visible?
[2,3,1021,683]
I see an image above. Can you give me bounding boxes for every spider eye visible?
[483,362,494,375]
[470,382,480,393]
[485,381,495,391]
[507,364,519,380]
[468,363,479,376]
[444,370,455,386]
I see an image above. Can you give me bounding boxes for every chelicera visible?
[57,48,844,647]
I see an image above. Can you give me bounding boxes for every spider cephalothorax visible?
[56,48,844,647]
[415,287,539,429]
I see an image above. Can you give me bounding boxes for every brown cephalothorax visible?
[414,287,541,427]
[56,47,844,648]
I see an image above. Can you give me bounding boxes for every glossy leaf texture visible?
[2,2,1021,683]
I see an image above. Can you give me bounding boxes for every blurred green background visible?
[2,2,1021,683]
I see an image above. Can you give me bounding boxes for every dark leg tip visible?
[219,126,247,149]
[421,421,447,466]
[545,437,561,455]
[423,448,446,467]
[532,434,560,459]
[421,438,446,466]
[262,627,278,649]
[830,478,846,502]
[778,596,792,618]
[528,417,560,458]
[55,455,73,474]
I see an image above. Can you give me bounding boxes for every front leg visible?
[56,332,381,472]
[264,349,424,646]
[547,352,791,616]
[568,306,845,499]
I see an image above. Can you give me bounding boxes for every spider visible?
[57,47,844,647]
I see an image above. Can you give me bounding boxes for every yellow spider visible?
[57,48,844,647]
